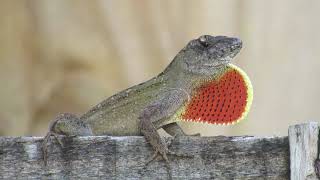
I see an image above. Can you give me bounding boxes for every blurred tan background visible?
[1,0,320,136]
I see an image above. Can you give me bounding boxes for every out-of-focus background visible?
[1,1,319,136]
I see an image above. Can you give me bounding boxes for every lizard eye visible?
[198,35,209,47]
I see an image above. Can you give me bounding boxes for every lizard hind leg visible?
[50,113,93,136]
[42,113,93,165]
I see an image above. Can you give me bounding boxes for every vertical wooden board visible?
[289,122,319,180]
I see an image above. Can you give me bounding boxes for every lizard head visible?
[178,35,242,75]
[169,35,253,126]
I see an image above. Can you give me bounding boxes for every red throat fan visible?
[181,64,253,125]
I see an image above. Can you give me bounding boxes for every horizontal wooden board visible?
[0,136,289,179]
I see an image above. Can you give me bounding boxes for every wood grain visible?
[0,135,289,179]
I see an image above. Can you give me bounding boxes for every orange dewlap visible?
[182,68,248,124]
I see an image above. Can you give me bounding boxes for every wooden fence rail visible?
[0,122,318,179]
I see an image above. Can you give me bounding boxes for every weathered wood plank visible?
[0,135,289,179]
[289,122,319,180]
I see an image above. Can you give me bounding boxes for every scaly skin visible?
[42,35,253,178]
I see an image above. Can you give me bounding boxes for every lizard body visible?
[43,35,253,177]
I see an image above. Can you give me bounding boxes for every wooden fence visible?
[0,122,319,179]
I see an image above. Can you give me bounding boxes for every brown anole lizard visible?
[42,35,253,178]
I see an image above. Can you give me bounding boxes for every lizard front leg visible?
[139,104,174,179]
[138,91,188,178]
[139,104,170,163]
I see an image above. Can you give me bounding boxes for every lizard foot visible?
[144,148,172,180]
[42,131,65,166]
[144,137,193,180]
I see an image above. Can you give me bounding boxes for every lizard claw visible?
[143,136,193,179]
[143,148,172,179]
[145,149,170,166]
[144,142,193,180]
[165,136,176,148]
[145,150,160,166]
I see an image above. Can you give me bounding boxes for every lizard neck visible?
[168,64,253,125]
[162,61,229,93]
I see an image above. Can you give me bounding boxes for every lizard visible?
[42,35,253,177]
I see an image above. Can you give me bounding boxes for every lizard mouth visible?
[180,64,253,125]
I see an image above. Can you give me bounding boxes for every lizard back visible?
[80,74,170,135]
